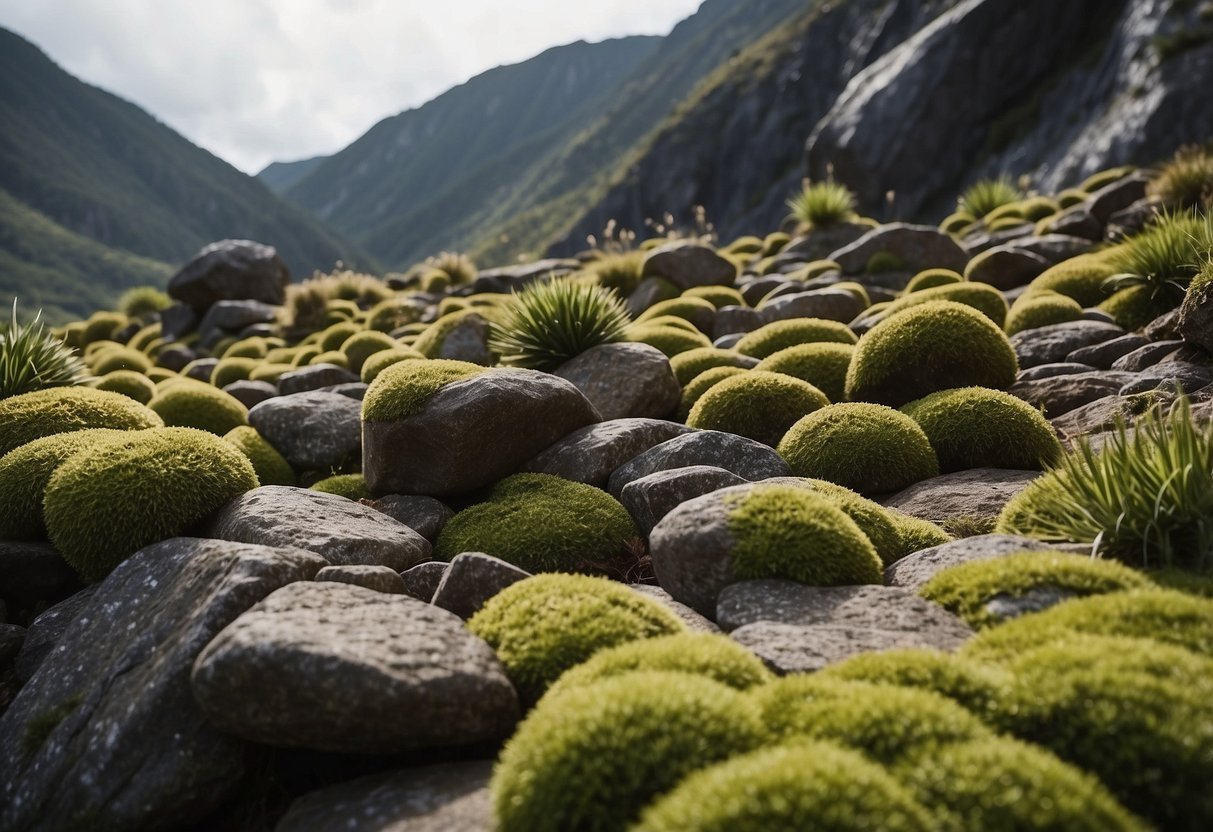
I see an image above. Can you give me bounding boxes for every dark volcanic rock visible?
[431,552,532,620]
[1066,333,1150,369]
[0,538,325,832]
[249,391,362,472]
[965,246,1051,290]
[0,541,80,620]
[168,239,289,311]
[13,586,99,683]
[276,364,360,396]
[554,343,680,421]
[523,418,694,489]
[608,430,790,498]
[222,379,279,409]
[1011,321,1125,369]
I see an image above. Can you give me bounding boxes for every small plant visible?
[1103,209,1213,304]
[426,251,477,285]
[958,177,1021,218]
[1,301,90,399]
[116,286,172,318]
[489,276,630,371]
[996,396,1213,568]
[786,180,858,229]
[1150,145,1213,209]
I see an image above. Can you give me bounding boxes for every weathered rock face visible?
[880,468,1041,523]
[0,538,326,832]
[522,418,695,489]
[884,534,1061,589]
[167,239,290,311]
[249,391,362,472]
[553,343,681,421]
[191,582,519,754]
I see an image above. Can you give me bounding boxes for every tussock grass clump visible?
[996,397,1213,568]
[489,277,630,371]
[786,180,858,229]
[1104,209,1213,306]
[1148,144,1213,209]
[958,177,1020,218]
[585,250,646,297]
[2,303,90,399]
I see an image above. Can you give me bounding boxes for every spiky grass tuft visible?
[959,177,1021,218]
[1104,209,1213,303]
[786,181,858,229]
[1,301,90,399]
[1149,144,1213,210]
[489,277,630,371]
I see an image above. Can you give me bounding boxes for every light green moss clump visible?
[682,285,746,308]
[543,632,772,702]
[900,387,1063,472]
[467,574,685,702]
[222,337,269,360]
[634,741,934,832]
[668,347,753,387]
[0,428,128,539]
[846,301,1018,407]
[634,296,716,331]
[778,403,939,495]
[687,371,828,447]
[91,370,157,404]
[310,350,350,369]
[782,478,903,567]
[309,473,370,500]
[676,365,747,421]
[880,282,1009,329]
[210,357,259,388]
[920,551,1150,629]
[725,485,884,586]
[753,342,852,403]
[625,323,713,357]
[81,311,128,345]
[1098,284,1176,331]
[339,330,398,373]
[1004,291,1085,335]
[887,510,954,559]
[147,380,248,435]
[1028,255,1117,306]
[223,426,295,486]
[359,346,426,384]
[317,320,362,353]
[905,269,964,292]
[491,671,764,832]
[435,473,637,572]
[817,648,1007,714]
[89,346,152,375]
[734,318,857,359]
[0,387,163,457]
[44,427,258,582]
[895,737,1146,832]
[361,359,485,421]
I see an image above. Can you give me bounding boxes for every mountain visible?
[258,156,328,196]
[0,27,372,322]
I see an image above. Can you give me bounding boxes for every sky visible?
[0,0,703,174]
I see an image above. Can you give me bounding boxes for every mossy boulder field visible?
[4,0,1213,827]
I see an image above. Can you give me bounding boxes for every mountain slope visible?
[0,26,372,320]
[259,156,328,196]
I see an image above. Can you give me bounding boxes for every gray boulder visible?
[277,364,360,396]
[1016,362,1097,381]
[554,343,680,420]
[885,534,1062,590]
[1111,340,1184,371]
[757,288,865,325]
[13,586,99,683]
[965,246,1051,290]
[249,391,362,472]
[168,239,289,311]
[431,553,531,620]
[0,541,80,619]
[1066,333,1150,369]
[730,620,966,675]
[196,299,279,338]
[222,379,279,409]
[401,562,449,603]
[880,468,1041,524]
[1011,320,1125,369]
[608,430,791,498]
[523,418,694,489]
[620,465,750,537]
[315,565,407,595]
[828,223,968,276]
[629,585,722,634]
[367,495,455,543]
[642,242,737,289]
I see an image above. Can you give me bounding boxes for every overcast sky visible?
[0,0,703,174]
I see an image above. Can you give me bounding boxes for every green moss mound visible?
[491,671,764,832]
[1004,291,1085,335]
[887,510,954,560]
[0,428,129,540]
[81,311,128,345]
[634,741,934,832]
[906,269,964,292]
[753,342,852,403]
[920,551,1149,629]
[895,736,1145,832]
[339,330,397,373]
[668,347,753,387]
[359,347,425,384]
[1098,284,1176,331]
[845,301,1018,407]
[751,675,992,767]
[90,346,151,375]
[467,573,684,701]
[724,485,884,586]
[222,337,269,359]
[44,427,258,582]
[881,282,1009,328]
[91,370,157,404]
[0,387,163,457]
[900,386,1063,472]
[778,403,939,495]
[147,381,248,435]
[782,478,903,567]
[361,359,485,421]
[682,285,745,308]
[317,321,362,353]
[211,357,259,388]
[1028,255,1117,306]
[634,296,715,330]
[734,318,857,360]
[247,362,291,384]
[687,371,828,447]
[817,648,1007,714]
[435,473,638,572]
[223,426,295,487]
[544,632,772,702]
[625,323,712,357]
[309,473,370,500]
[310,350,350,369]
[676,365,747,421]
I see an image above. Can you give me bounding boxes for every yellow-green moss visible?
[0,387,163,457]
[734,318,857,359]
[753,342,852,403]
[361,359,485,421]
[147,381,248,435]
[223,425,295,487]
[687,371,829,447]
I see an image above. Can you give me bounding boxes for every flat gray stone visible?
[315,565,407,594]
[1119,362,1213,396]
[642,242,736,289]
[730,621,963,675]
[647,488,740,617]
[1016,362,1098,381]
[1066,334,1149,369]
[207,486,431,571]
[620,465,750,536]
[1011,320,1125,369]
[523,418,694,489]
[222,379,279,409]
[879,469,1041,523]
[1111,340,1184,371]
[554,343,680,421]
[0,537,325,832]
[400,562,449,603]
[431,553,531,620]
[713,305,764,339]
[249,391,362,472]
[368,495,454,543]
[191,582,518,753]
[965,246,1051,290]
[884,534,1061,590]
[1009,371,1136,417]
[1050,395,1150,438]
[757,288,865,325]
[276,364,360,396]
[608,430,791,499]
[197,299,279,337]
[275,760,492,832]
[828,223,968,276]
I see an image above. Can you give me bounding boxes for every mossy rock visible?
[318,321,362,352]
[359,346,426,384]
[635,740,934,832]
[879,282,1008,329]
[435,473,637,572]
[668,347,755,387]
[906,269,964,292]
[543,632,772,702]
[887,510,954,560]
[211,357,259,388]
[734,318,857,359]
[772,477,903,567]
[682,285,746,309]
[1004,291,1084,335]
[920,551,1150,629]
[1028,254,1118,306]
[778,402,939,495]
[90,346,152,375]
[1080,165,1135,193]
[310,350,350,369]
[44,427,258,582]
[723,485,884,586]
[982,202,1025,224]
[467,573,685,702]
[845,301,1018,407]
[751,675,992,767]
[817,648,1007,714]
[309,473,370,500]
[147,380,248,435]
[1098,284,1176,331]
[91,370,157,404]
[490,671,764,832]
[0,387,163,457]
[676,365,748,421]
[81,311,128,345]
[752,342,852,403]
[866,251,906,274]
[634,296,717,332]
[223,426,295,486]
[900,386,1063,472]
[894,736,1145,832]
[247,362,292,384]
[762,231,791,257]
[340,330,398,373]
[366,297,423,332]
[986,216,1030,233]
[412,308,492,359]
[633,315,701,334]
[222,337,269,360]
[724,235,765,255]
[0,428,129,539]
[290,345,322,367]
[145,367,176,384]
[687,371,828,447]
[361,358,487,422]
[625,323,713,357]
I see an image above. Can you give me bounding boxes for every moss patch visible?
[361,359,485,421]
[687,370,828,447]
[734,318,857,359]
[0,387,163,457]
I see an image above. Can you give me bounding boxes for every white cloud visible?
[0,0,703,173]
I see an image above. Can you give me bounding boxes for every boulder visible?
[1011,320,1125,368]
[367,495,454,543]
[642,242,737,289]
[249,391,362,472]
[776,223,873,263]
[880,468,1041,523]
[553,343,680,420]
[608,430,791,498]
[1036,207,1103,240]
[400,562,449,603]
[1087,173,1150,223]
[13,586,98,683]
[1009,371,1136,417]
[757,288,865,324]
[276,364,360,396]
[1066,333,1150,369]
[191,582,518,753]
[884,534,1061,589]
[629,585,722,634]
[828,224,968,275]
[729,621,964,675]
[523,418,694,489]
[196,299,279,338]
[964,246,1051,290]
[1111,340,1184,371]
[222,379,279,409]
[0,538,325,832]
[712,305,765,339]
[620,465,750,536]
[207,486,431,571]
[1178,280,1213,354]
[167,239,289,311]
[1001,234,1096,264]
[431,553,532,620]
[315,565,407,595]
